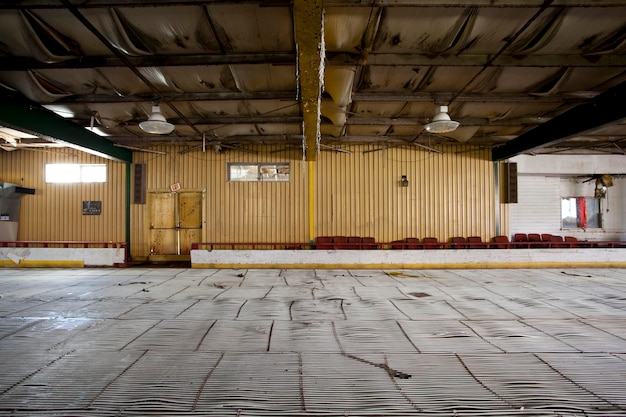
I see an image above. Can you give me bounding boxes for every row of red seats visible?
[391,236,492,249]
[315,234,613,250]
[392,237,445,249]
[390,235,579,249]
[513,233,585,248]
[315,236,377,249]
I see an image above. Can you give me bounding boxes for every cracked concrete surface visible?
[1,267,626,416]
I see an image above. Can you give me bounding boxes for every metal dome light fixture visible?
[139,105,175,135]
[425,105,459,134]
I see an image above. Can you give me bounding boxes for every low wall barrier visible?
[190,241,626,269]
[0,241,126,267]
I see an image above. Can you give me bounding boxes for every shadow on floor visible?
[126,260,191,268]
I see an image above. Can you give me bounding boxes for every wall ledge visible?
[191,248,626,269]
[0,247,126,267]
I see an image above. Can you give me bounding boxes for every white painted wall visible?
[510,155,626,241]
[512,155,626,176]
[509,175,561,236]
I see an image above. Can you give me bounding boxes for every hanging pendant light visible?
[424,105,459,134]
[139,105,175,135]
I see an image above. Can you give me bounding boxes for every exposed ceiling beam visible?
[68,115,544,130]
[63,116,549,136]
[342,116,546,126]
[294,0,323,161]
[0,54,296,71]
[492,80,626,160]
[72,115,303,127]
[0,0,291,8]
[106,132,626,155]
[51,91,588,105]
[0,88,132,162]
[5,52,625,71]
[110,134,305,145]
[360,53,626,67]
[328,0,626,4]
[5,0,626,8]
[53,91,297,104]
[352,92,591,103]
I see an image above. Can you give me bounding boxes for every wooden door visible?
[147,190,203,258]
[178,191,203,254]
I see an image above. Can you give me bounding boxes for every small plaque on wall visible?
[82,201,102,215]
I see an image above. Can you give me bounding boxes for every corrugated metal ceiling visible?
[1,1,626,158]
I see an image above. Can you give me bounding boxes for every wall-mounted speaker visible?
[133,163,146,204]
[501,162,518,204]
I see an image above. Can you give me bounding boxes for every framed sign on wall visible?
[82,201,102,215]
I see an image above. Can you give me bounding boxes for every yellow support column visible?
[308,160,315,242]
[294,0,324,161]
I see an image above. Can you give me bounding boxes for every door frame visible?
[145,189,205,262]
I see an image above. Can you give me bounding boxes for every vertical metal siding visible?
[2,143,501,258]
[315,145,498,243]
[130,146,309,258]
[0,149,126,242]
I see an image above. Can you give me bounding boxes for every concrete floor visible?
[1,267,626,416]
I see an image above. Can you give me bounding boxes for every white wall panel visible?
[510,154,626,241]
[510,175,571,238]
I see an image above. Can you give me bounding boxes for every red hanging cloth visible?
[577,197,587,228]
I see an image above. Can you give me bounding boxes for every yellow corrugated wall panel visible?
[0,148,126,242]
[130,146,309,258]
[315,144,498,243]
[3,143,505,258]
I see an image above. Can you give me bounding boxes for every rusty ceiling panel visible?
[230,64,297,93]
[347,124,394,137]
[320,124,344,139]
[254,123,302,136]
[1,1,626,156]
[531,7,626,54]
[205,4,294,52]
[358,66,429,92]
[385,124,425,137]
[324,7,372,52]
[87,6,220,55]
[350,101,412,119]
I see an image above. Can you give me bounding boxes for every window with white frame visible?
[228,163,290,182]
[561,197,602,229]
[45,164,107,183]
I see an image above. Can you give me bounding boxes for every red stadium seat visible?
[333,236,348,249]
[422,237,440,249]
[405,237,422,249]
[316,236,333,250]
[467,236,483,249]
[491,235,510,249]
[449,237,467,249]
